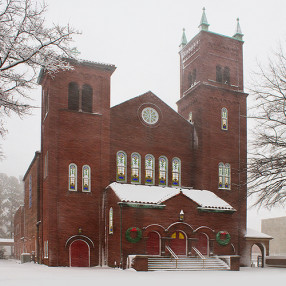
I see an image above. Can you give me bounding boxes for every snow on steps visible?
[148,256,230,271]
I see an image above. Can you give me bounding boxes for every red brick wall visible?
[40,62,115,266]
[105,188,240,268]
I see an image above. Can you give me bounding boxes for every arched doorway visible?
[170,231,187,255]
[196,232,209,256]
[146,231,160,255]
[70,240,90,267]
[251,243,265,267]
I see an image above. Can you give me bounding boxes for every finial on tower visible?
[179,28,188,49]
[199,7,209,31]
[233,18,244,41]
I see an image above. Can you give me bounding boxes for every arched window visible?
[216,65,222,83]
[131,153,141,184]
[69,163,77,191]
[224,164,231,189]
[221,108,228,130]
[82,165,91,192]
[159,156,168,186]
[145,154,155,185]
[218,162,224,189]
[68,82,79,111]
[116,151,127,183]
[223,67,230,84]
[82,84,93,113]
[192,68,197,84]
[109,207,113,234]
[218,163,231,190]
[172,157,181,187]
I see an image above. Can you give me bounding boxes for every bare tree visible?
[0,0,79,139]
[248,43,286,208]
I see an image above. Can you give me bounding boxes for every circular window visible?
[141,107,159,125]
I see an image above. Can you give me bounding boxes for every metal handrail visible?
[166,245,178,268]
[192,246,205,268]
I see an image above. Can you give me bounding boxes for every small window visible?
[82,165,91,192]
[172,157,181,187]
[223,67,230,84]
[145,154,155,185]
[216,65,222,83]
[69,163,77,191]
[44,241,48,258]
[221,108,228,130]
[44,152,48,179]
[29,175,32,209]
[109,207,113,234]
[218,162,231,190]
[82,84,93,113]
[188,73,193,87]
[159,156,168,186]
[131,153,141,184]
[68,82,79,111]
[116,151,127,183]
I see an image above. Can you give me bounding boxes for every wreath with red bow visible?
[125,227,142,243]
[216,231,231,246]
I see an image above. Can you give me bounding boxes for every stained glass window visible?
[69,163,77,191]
[117,151,127,182]
[109,207,113,234]
[82,165,91,192]
[218,163,231,190]
[224,164,231,189]
[221,108,228,130]
[145,154,155,185]
[159,156,168,186]
[172,158,181,187]
[131,153,141,184]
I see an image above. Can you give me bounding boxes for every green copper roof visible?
[180,28,188,48]
[199,7,209,31]
[233,18,244,41]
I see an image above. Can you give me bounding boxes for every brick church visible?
[14,9,249,270]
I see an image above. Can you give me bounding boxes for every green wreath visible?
[216,231,231,246]
[125,227,142,243]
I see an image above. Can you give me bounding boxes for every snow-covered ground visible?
[0,259,286,286]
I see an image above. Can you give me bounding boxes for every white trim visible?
[193,226,215,233]
[69,239,90,267]
[65,235,95,248]
[166,222,194,232]
[143,224,165,231]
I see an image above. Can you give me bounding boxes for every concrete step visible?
[148,257,229,271]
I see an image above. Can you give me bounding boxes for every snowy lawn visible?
[0,259,286,286]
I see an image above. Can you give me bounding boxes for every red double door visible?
[170,231,187,255]
[70,240,90,267]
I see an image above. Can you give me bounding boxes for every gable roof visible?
[107,183,235,212]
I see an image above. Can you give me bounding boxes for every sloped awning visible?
[245,228,273,240]
[107,183,235,212]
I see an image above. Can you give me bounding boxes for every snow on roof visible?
[108,183,235,211]
[182,189,235,211]
[108,182,180,204]
[0,238,14,243]
[245,228,273,239]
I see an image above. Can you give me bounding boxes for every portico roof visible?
[107,183,235,212]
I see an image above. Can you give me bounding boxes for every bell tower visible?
[177,8,247,254]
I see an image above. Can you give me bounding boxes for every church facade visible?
[14,10,248,270]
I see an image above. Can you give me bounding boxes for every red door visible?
[196,233,208,256]
[146,232,160,255]
[170,231,186,255]
[70,240,90,267]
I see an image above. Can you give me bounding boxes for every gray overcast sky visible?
[1,0,286,229]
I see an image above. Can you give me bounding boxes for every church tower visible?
[38,59,116,266]
[177,9,247,254]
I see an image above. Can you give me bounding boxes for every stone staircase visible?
[148,256,230,271]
